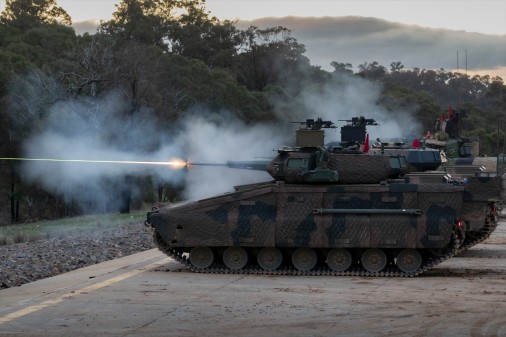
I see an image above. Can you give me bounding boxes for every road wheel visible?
[223,246,248,270]
[189,246,214,269]
[257,247,283,271]
[327,248,353,272]
[361,248,387,273]
[292,248,317,271]
[396,249,422,273]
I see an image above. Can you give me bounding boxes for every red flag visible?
[363,133,370,153]
[441,114,445,122]
[426,131,431,139]
[412,138,420,148]
[448,106,455,119]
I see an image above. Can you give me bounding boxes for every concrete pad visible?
[1,223,505,337]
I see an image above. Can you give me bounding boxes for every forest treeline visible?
[1,0,505,223]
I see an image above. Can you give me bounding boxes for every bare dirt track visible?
[1,221,505,337]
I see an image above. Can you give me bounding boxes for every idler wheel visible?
[361,248,387,273]
[222,246,248,270]
[326,248,352,272]
[292,248,317,271]
[396,249,422,273]
[189,246,214,269]
[257,247,283,271]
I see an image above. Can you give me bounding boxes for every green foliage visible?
[380,83,440,131]
[155,54,267,120]
[99,0,240,68]
[331,61,353,75]
[233,25,314,95]
[1,0,71,29]
[100,0,168,48]
[358,61,387,80]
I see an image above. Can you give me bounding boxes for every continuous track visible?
[153,230,462,278]
[458,220,498,253]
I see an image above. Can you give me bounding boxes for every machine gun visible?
[292,118,336,130]
[338,116,378,127]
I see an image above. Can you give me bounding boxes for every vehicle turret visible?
[193,118,408,184]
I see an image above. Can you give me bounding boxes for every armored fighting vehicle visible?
[420,106,505,250]
[342,115,504,253]
[145,118,503,277]
[334,116,443,172]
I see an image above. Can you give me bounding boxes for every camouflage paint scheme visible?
[460,175,502,231]
[150,181,465,251]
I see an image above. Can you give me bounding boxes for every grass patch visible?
[0,212,146,246]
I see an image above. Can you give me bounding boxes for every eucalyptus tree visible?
[357,61,387,81]
[99,0,241,68]
[234,25,312,94]
[0,0,71,29]
[330,61,353,75]
[0,0,75,221]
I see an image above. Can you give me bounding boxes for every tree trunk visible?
[10,182,15,222]
[118,176,132,214]
[158,185,163,202]
[10,165,19,223]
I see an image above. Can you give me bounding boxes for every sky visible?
[30,0,506,35]
[1,0,505,76]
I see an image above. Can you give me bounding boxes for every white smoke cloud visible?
[178,114,284,200]
[17,92,286,206]
[273,74,421,144]
[19,92,185,211]
[15,71,422,209]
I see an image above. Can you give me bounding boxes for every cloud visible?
[239,16,506,77]
[74,15,506,77]
[72,19,100,35]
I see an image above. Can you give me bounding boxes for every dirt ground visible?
[0,221,505,337]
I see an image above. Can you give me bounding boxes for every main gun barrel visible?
[189,160,270,171]
[189,162,228,167]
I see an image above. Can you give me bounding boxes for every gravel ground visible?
[0,222,155,289]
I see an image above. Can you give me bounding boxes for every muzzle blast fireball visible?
[0,157,188,169]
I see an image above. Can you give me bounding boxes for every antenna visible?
[465,50,468,111]
[457,51,460,104]
[465,49,468,75]
[457,50,459,73]
[455,50,468,106]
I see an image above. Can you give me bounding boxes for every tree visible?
[234,26,312,93]
[390,61,404,73]
[330,61,353,75]
[1,0,71,29]
[170,18,241,68]
[100,0,241,68]
[357,61,387,80]
[99,0,166,48]
[486,77,506,110]
[380,82,440,134]
[61,34,119,97]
